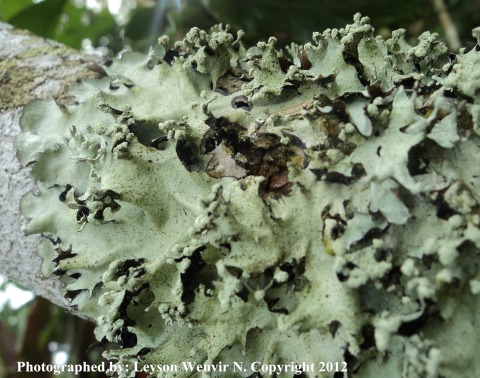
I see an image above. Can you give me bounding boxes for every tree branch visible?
[431,0,461,52]
[0,22,102,313]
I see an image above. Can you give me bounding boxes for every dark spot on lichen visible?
[204,46,215,56]
[278,56,293,73]
[219,242,232,252]
[129,121,166,148]
[109,81,120,90]
[151,136,169,151]
[163,49,179,65]
[225,265,243,278]
[397,305,431,336]
[118,328,137,349]
[59,184,73,202]
[88,64,108,77]
[299,51,312,70]
[76,206,89,222]
[137,347,152,357]
[342,41,368,86]
[147,59,156,69]
[352,163,367,180]
[104,105,123,116]
[215,67,252,96]
[336,261,357,282]
[458,107,474,132]
[200,129,218,153]
[374,248,392,262]
[444,88,474,103]
[64,289,86,302]
[176,136,203,172]
[418,82,442,95]
[434,190,459,220]
[231,95,253,111]
[91,190,121,220]
[407,139,441,176]
[179,246,217,305]
[311,161,362,185]
[115,259,146,278]
[331,100,349,123]
[236,287,250,302]
[279,258,307,291]
[86,337,108,354]
[378,265,403,288]
[52,244,77,266]
[366,80,393,98]
[360,324,376,349]
[266,298,289,314]
[397,76,416,89]
[328,320,341,337]
[314,73,337,87]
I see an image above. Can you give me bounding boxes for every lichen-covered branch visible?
[0,21,101,312]
[8,15,480,378]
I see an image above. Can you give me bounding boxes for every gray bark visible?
[0,22,102,311]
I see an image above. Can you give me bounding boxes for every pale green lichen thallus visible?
[15,14,480,378]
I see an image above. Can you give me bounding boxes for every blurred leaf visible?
[18,298,52,368]
[125,0,217,52]
[120,0,480,53]
[126,6,156,41]
[0,322,17,371]
[0,0,34,21]
[202,0,433,45]
[450,0,480,45]
[53,2,116,49]
[5,0,117,50]
[0,286,35,376]
[7,0,67,39]
[0,294,108,378]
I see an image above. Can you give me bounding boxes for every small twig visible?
[431,0,461,52]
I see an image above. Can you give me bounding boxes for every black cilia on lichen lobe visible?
[16,14,480,378]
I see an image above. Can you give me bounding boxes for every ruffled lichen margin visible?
[16,14,480,378]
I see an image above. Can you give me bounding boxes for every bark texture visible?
[0,22,101,310]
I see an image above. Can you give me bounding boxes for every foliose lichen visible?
[16,13,480,378]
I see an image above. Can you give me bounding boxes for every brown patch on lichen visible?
[458,107,474,132]
[215,67,252,95]
[366,80,393,98]
[203,115,305,197]
[52,244,76,266]
[299,51,312,70]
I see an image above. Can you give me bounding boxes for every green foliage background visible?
[1,0,480,54]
